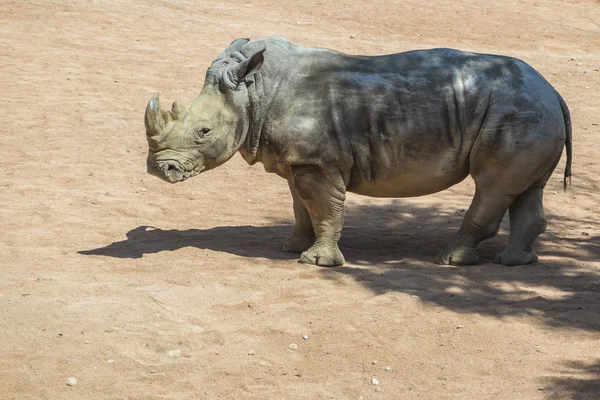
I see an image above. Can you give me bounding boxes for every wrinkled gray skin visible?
[145,36,572,267]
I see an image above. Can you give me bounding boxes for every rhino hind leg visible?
[291,165,345,267]
[437,190,513,266]
[282,180,316,253]
[495,183,547,266]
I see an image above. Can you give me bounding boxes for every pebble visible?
[248,350,255,355]
[583,70,591,74]
[410,295,419,298]
[371,377,380,385]
[83,341,90,344]
[303,335,309,340]
[375,387,382,392]
[140,188,147,192]
[107,359,114,364]
[575,62,582,66]
[538,385,546,391]
[288,343,298,350]
[385,366,391,371]
[372,360,378,365]
[167,349,181,357]
[456,325,465,329]
[57,332,63,337]
[350,34,356,39]
[65,377,77,386]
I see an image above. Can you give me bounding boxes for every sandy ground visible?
[1,0,599,399]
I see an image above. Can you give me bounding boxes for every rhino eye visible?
[197,127,212,137]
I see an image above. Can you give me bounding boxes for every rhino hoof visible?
[494,248,538,266]
[300,246,345,267]
[436,246,479,266]
[282,235,314,253]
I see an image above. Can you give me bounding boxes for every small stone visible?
[372,360,378,365]
[83,341,90,344]
[385,366,391,371]
[410,295,419,298]
[58,332,63,337]
[248,350,255,355]
[303,335,309,340]
[107,359,114,364]
[538,385,546,391]
[582,232,590,236]
[371,377,380,385]
[350,34,356,39]
[150,370,157,374]
[583,70,591,74]
[140,188,147,192]
[288,343,298,350]
[456,325,464,329]
[65,377,77,386]
[375,387,382,392]
[575,62,582,66]
[359,397,364,400]
[167,349,181,357]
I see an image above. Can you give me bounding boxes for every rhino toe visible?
[300,245,345,267]
[436,246,479,266]
[494,248,538,266]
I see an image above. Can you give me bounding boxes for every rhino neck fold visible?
[239,71,265,165]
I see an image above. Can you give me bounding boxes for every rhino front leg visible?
[282,180,316,253]
[291,165,345,267]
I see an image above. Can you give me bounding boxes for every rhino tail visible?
[556,91,572,192]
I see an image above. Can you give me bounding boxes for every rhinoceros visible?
[144,36,572,267]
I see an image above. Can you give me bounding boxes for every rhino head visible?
[144,38,265,183]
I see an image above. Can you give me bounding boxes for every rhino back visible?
[253,42,556,197]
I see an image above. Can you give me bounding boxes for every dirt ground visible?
[1,0,599,399]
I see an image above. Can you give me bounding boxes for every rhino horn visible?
[145,93,168,137]
[171,101,187,119]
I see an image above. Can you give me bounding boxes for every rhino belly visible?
[346,153,470,198]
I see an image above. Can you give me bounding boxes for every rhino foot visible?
[282,234,315,253]
[436,246,479,266]
[494,248,538,266]
[300,245,345,267]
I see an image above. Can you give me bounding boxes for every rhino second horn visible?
[171,101,187,119]
[145,93,167,136]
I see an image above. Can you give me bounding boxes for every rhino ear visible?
[229,48,266,83]
[216,38,250,60]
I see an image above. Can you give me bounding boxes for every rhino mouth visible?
[160,160,186,183]
[147,158,187,183]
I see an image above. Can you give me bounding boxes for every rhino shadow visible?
[79,198,600,333]
[78,224,298,261]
